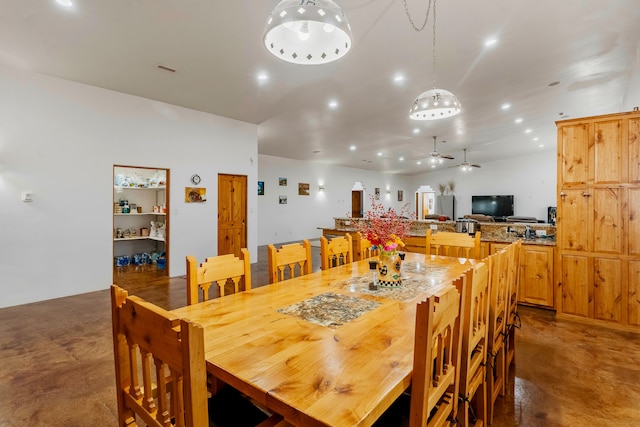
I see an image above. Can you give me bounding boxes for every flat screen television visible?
[471,195,514,220]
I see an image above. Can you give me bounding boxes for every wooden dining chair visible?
[457,260,491,427]
[504,240,522,387]
[186,248,251,305]
[409,285,464,427]
[486,248,510,423]
[111,285,209,427]
[356,235,379,260]
[426,230,482,259]
[320,233,353,270]
[267,239,312,283]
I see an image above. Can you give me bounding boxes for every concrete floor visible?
[1,245,639,426]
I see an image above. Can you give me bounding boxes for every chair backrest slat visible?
[410,284,464,427]
[186,248,251,305]
[320,234,353,270]
[111,285,208,427]
[426,230,482,259]
[267,240,312,283]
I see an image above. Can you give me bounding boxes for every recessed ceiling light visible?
[399,157,405,161]
[525,129,532,134]
[413,128,420,134]
[514,118,523,124]
[417,161,422,165]
[501,103,511,110]
[539,144,545,148]
[393,73,405,83]
[257,72,268,81]
[377,152,383,157]
[328,100,339,109]
[533,137,539,141]
[349,145,356,151]
[56,0,73,7]
[485,38,497,47]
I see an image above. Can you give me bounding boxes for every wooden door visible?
[520,246,554,307]
[218,174,247,257]
[629,188,640,257]
[629,117,640,183]
[592,187,624,255]
[593,257,622,322]
[628,260,640,326]
[592,119,624,185]
[558,188,590,252]
[351,191,362,218]
[561,254,592,317]
[559,123,589,186]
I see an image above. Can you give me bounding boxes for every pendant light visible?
[264,0,353,65]
[404,0,461,120]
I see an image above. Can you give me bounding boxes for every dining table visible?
[171,251,478,427]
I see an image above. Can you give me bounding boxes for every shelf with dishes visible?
[114,212,166,216]
[114,236,165,242]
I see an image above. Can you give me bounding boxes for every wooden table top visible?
[172,252,477,427]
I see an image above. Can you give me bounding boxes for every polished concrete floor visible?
[1,245,640,426]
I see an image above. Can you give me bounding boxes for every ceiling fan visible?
[427,136,454,166]
[458,148,481,171]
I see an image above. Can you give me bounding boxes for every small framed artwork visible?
[185,187,206,203]
[279,177,288,186]
[398,190,403,202]
[279,195,287,205]
[298,183,310,196]
[258,181,264,195]
[375,188,380,200]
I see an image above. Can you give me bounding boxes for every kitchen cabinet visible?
[557,111,640,330]
[491,242,555,309]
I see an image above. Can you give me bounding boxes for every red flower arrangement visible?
[353,196,415,253]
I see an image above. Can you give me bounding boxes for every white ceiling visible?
[2,0,639,175]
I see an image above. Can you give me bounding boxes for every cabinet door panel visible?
[630,117,640,183]
[592,120,623,184]
[558,188,590,251]
[592,187,623,254]
[561,254,591,317]
[559,123,589,185]
[629,260,640,326]
[593,257,622,322]
[630,188,640,257]
[520,246,553,307]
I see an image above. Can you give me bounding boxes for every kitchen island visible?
[320,218,557,309]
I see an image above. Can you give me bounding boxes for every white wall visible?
[257,155,413,248]
[0,65,257,308]
[409,150,557,221]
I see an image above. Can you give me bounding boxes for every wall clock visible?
[190,174,201,185]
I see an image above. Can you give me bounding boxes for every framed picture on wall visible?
[298,183,310,196]
[185,187,206,203]
[375,188,380,200]
[279,195,287,204]
[279,177,287,186]
[258,181,264,195]
[398,190,403,202]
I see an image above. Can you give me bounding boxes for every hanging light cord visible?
[403,0,438,88]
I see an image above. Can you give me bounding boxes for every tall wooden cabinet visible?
[556,111,640,329]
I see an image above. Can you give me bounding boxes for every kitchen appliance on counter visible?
[456,219,479,235]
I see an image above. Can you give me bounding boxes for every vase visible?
[377,251,402,287]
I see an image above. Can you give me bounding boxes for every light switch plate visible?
[430,224,438,230]
[535,229,547,236]
[21,192,34,202]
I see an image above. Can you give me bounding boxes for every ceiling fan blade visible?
[471,163,482,168]
[441,154,455,160]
